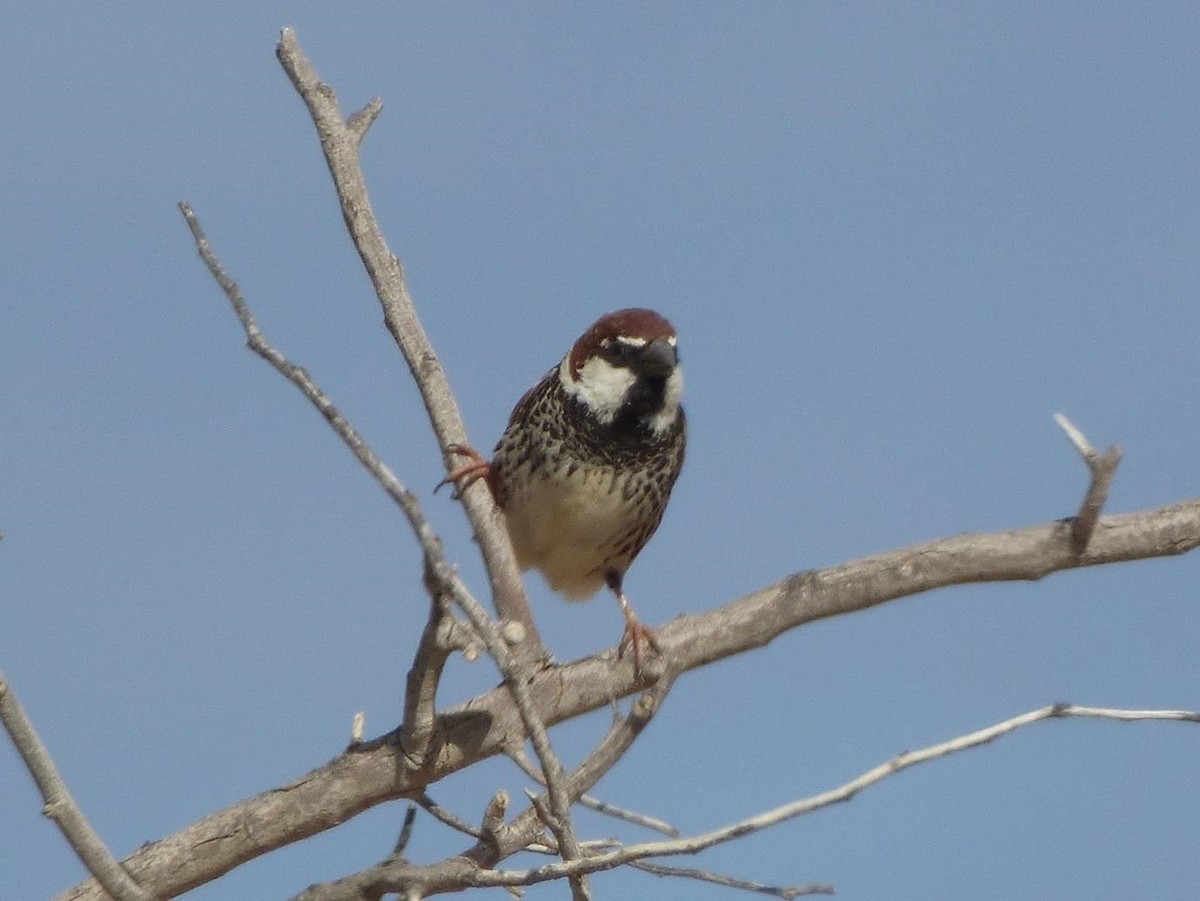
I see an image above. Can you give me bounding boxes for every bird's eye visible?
[604,341,632,360]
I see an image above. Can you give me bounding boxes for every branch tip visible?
[1053,412,1094,458]
[347,98,383,143]
[480,791,509,844]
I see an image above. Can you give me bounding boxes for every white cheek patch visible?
[647,367,684,435]
[560,354,635,424]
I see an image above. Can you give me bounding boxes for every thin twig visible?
[439,573,592,897]
[180,200,484,769]
[181,115,579,889]
[0,670,150,901]
[1054,413,1122,553]
[582,796,680,838]
[436,703,1200,890]
[347,98,383,145]
[508,744,680,837]
[393,806,418,857]
[495,669,680,901]
[416,793,483,840]
[630,860,834,898]
[316,702,1196,895]
[179,203,441,570]
[521,832,827,898]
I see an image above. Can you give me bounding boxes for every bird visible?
[442,308,686,672]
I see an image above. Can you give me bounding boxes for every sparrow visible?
[443,308,686,671]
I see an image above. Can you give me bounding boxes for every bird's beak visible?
[637,338,677,377]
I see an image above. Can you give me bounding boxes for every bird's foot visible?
[436,444,492,498]
[618,612,662,678]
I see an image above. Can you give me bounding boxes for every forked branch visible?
[293,671,677,900]
[1054,413,1123,553]
[179,199,590,885]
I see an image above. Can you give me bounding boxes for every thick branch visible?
[57,500,1200,900]
[293,671,676,900]
[0,671,150,901]
[273,27,540,659]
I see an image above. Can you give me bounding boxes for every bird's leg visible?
[436,443,493,498]
[607,572,660,676]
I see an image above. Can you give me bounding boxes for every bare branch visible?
[273,27,541,661]
[416,793,483,841]
[347,97,382,144]
[479,791,509,848]
[393,806,418,857]
[263,31,592,883]
[516,704,589,898]
[345,703,1197,895]
[560,704,1200,868]
[1054,413,1123,553]
[58,498,1200,900]
[629,860,834,898]
[178,202,463,609]
[180,194,589,889]
[401,595,454,766]
[508,745,681,837]
[583,797,680,838]
[0,670,150,901]
[261,32,588,885]
[181,200,487,765]
[294,671,678,900]
[431,567,592,896]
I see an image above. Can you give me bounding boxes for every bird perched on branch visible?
[442,308,686,672]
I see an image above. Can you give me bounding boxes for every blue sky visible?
[3,5,1198,899]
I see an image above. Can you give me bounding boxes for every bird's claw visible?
[618,617,662,678]
[436,443,492,498]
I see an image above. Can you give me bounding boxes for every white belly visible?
[502,466,633,600]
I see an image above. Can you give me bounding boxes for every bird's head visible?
[559,308,683,436]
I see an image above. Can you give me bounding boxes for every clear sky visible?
[3,5,1198,899]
